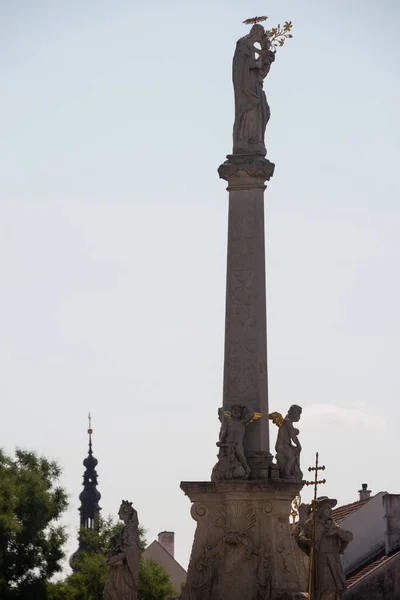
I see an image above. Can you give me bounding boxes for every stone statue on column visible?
[232,24,275,156]
[181,18,306,600]
[103,500,140,600]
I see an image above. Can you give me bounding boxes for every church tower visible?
[70,415,102,569]
[78,413,101,529]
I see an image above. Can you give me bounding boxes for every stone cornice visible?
[181,479,303,499]
[218,156,275,190]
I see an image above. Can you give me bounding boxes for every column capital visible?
[218,155,275,191]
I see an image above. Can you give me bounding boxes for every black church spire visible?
[78,413,101,529]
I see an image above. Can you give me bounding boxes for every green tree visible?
[49,516,174,600]
[0,448,68,600]
[47,581,75,600]
[138,558,175,600]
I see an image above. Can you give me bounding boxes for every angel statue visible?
[269,405,303,480]
[211,404,261,481]
[103,500,140,600]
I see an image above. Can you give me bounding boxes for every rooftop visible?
[347,550,400,587]
[332,498,371,522]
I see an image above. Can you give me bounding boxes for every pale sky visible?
[1,0,400,573]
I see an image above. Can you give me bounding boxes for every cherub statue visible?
[211,404,260,481]
[270,405,303,480]
[103,500,140,600]
[211,408,229,481]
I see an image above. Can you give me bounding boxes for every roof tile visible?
[347,552,400,586]
[331,498,370,522]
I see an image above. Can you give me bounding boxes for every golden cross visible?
[88,411,93,437]
[305,451,326,499]
[304,452,326,600]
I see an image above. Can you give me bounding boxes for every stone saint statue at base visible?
[103,500,140,600]
[297,496,353,600]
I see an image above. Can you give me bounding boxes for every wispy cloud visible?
[302,404,385,430]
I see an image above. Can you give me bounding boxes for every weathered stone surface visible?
[180,481,305,600]
[217,154,275,478]
[384,494,400,555]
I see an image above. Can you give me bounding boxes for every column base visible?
[180,480,306,600]
[247,451,275,480]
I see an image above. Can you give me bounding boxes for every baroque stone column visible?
[180,22,306,600]
[218,155,275,478]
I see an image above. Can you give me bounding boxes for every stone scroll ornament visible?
[297,496,353,600]
[103,500,140,600]
[232,16,293,156]
[211,405,262,481]
[269,405,303,480]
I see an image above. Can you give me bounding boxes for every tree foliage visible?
[48,516,174,600]
[0,448,175,600]
[0,448,68,600]
[138,558,175,600]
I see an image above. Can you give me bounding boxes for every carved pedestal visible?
[218,156,275,478]
[180,480,306,600]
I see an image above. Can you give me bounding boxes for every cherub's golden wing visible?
[224,411,263,424]
[248,412,263,424]
[268,411,284,428]
[243,15,268,25]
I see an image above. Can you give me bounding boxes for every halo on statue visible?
[242,15,294,52]
[243,15,268,25]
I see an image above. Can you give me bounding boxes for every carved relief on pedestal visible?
[185,499,275,600]
[191,503,210,521]
[264,500,274,515]
[214,500,257,533]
